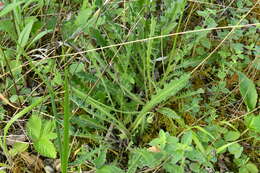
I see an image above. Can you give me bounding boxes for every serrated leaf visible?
[26,115,42,141]
[34,137,57,158]
[238,72,258,111]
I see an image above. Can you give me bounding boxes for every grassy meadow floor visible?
[0,0,260,172]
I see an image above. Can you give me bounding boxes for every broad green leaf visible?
[224,131,240,142]
[228,143,243,159]
[157,107,181,119]
[238,72,258,111]
[200,37,211,49]
[53,72,63,85]
[9,95,18,103]
[164,136,179,153]
[26,115,42,140]
[34,137,57,158]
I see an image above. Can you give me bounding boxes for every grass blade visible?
[61,68,70,173]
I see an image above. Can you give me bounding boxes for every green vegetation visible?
[0,0,259,172]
